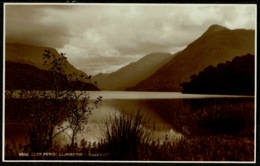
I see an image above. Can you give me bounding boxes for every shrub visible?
[100,110,154,160]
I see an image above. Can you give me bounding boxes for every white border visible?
[2,2,6,163]
[2,3,257,163]
[254,4,257,163]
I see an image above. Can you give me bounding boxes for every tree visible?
[6,50,101,153]
[57,91,102,149]
[180,54,255,95]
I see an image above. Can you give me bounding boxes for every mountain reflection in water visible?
[5,91,254,145]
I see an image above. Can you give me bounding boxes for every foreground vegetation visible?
[5,134,253,161]
[5,99,254,161]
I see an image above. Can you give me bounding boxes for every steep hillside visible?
[5,61,99,90]
[5,43,92,83]
[181,54,255,95]
[92,52,175,90]
[128,24,255,91]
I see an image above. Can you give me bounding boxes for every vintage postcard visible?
[3,3,256,163]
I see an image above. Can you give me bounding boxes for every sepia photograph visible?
[3,3,256,162]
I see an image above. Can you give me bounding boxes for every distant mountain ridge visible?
[128,24,255,91]
[92,52,176,90]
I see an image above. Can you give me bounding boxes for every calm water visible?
[86,91,252,100]
[5,91,254,145]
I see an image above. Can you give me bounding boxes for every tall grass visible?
[100,110,154,160]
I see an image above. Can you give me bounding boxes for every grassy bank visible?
[4,98,255,161]
[145,98,254,136]
[5,132,254,161]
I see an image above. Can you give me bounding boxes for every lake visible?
[87,91,252,100]
[5,91,254,146]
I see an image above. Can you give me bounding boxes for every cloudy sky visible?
[5,4,256,75]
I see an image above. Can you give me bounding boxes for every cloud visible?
[5,5,74,48]
[5,4,256,75]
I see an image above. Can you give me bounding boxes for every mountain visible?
[5,43,92,83]
[128,24,255,91]
[92,52,175,90]
[5,61,99,90]
[5,43,99,90]
[203,24,229,36]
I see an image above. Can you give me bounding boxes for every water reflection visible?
[57,99,183,145]
[5,91,254,147]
